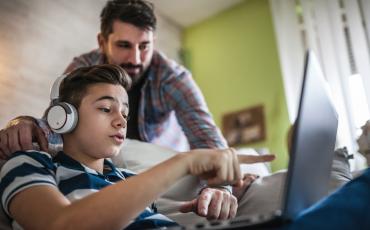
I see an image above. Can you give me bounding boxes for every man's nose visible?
[128,47,141,65]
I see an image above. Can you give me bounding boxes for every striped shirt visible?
[62,49,227,151]
[0,151,177,230]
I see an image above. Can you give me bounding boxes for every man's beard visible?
[120,63,144,85]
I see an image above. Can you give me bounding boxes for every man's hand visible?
[0,117,48,159]
[179,187,238,220]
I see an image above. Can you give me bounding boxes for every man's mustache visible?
[120,63,143,71]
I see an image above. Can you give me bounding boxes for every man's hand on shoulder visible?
[179,187,238,220]
[0,116,48,159]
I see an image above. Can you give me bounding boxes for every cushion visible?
[111,139,203,201]
[111,139,272,201]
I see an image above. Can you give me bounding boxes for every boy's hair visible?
[60,64,132,109]
[100,0,156,39]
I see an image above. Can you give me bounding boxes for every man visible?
[0,0,249,221]
[65,0,227,151]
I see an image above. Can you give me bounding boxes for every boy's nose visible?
[112,115,127,128]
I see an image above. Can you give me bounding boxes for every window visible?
[270,0,370,170]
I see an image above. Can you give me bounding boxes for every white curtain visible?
[270,0,370,169]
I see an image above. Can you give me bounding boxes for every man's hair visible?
[100,0,156,39]
[60,64,132,108]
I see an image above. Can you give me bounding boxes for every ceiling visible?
[153,0,244,28]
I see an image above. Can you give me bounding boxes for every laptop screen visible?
[282,50,338,219]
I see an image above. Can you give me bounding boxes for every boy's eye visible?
[121,113,130,120]
[100,108,111,113]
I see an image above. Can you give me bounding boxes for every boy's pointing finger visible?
[237,154,275,164]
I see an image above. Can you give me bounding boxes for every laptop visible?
[173,50,339,229]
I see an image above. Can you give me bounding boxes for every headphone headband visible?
[47,73,78,134]
[50,74,68,102]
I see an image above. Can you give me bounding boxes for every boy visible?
[0,64,273,229]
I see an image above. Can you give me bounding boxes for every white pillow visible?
[111,139,203,201]
[111,139,271,201]
[112,139,177,172]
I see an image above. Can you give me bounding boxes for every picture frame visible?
[222,104,266,146]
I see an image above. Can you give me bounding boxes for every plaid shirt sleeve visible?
[63,49,103,73]
[160,69,231,193]
[36,118,63,156]
[64,58,86,73]
[64,56,92,73]
[161,69,228,149]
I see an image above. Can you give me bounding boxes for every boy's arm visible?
[8,149,272,229]
[0,116,48,159]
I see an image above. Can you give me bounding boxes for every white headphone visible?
[46,74,78,134]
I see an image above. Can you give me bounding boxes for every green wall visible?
[183,0,290,171]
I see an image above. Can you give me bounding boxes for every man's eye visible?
[117,44,130,49]
[139,44,148,50]
[100,108,111,113]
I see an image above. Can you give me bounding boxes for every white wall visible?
[155,11,183,64]
[0,0,182,127]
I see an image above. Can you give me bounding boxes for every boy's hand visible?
[181,149,273,220]
[232,173,259,201]
[186,148,241,186]
[180,187,238,220]
[186,148,275,186]
[0,117,48,159]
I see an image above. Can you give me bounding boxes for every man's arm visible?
[64,49,103,73]
[0,116,48,159]
[162,70,227,149]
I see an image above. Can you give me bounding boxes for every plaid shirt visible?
[62,49,227,151]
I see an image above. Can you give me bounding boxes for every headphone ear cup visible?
[47,102,78,134]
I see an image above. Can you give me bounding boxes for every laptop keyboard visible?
[167,210,282,230]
